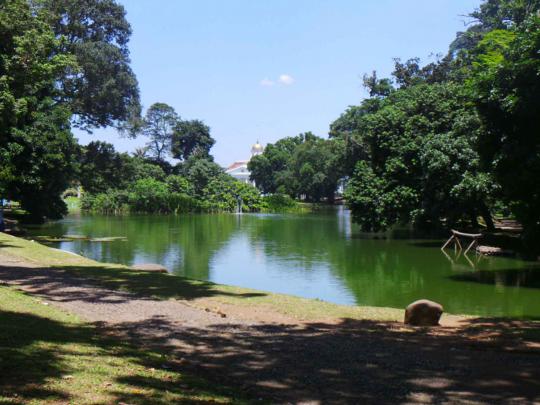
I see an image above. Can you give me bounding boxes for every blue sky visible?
[76,0,481,166]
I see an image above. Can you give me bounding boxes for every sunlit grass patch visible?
[0,285,248,404]
[64,196,81,212]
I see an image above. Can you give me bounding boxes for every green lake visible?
[30,207,540,318]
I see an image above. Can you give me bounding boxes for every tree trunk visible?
[480,203,495,231]
[470,211,480,228]
[327,192,335,204]
[0,197,4,232]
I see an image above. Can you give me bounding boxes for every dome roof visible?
[251,141,264,154]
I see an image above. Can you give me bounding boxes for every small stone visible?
[130,263,168,273]
[404,299,443,326]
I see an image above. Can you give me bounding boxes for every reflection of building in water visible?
[337,205,352,239]
[224,141,264,185]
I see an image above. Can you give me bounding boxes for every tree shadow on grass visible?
[4,306,540,404]
[0,308,251,404]
[454,316,540,349]
[0,309,88,403]
[67,265,267,300]
[0,241,22,249]
[0,264,266,305]
[104,316,540,404]
[2,262,540,403]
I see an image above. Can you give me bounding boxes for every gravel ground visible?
[1,251,540,404]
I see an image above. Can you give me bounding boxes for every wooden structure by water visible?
[441,229,482,255]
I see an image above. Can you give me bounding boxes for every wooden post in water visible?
[441,230,482,254]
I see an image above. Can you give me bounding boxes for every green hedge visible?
[81,172,305,215]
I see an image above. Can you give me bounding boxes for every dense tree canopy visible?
[0,0,140,221]
[0,0,78,220]
[78,141,127,194]
[248,134,308,195]
[339,83,495,231]
[201,174,262,212]
[42,0,140,129]
[285,136,343,202]
[171,119,215,161]
[78,141,171,193]
[138,103,179,161]
[326,0,540,250]
[450,0,540,54]
[248,133,344,202]
[78,145,268,214]
[471,15,540,248]
[179,156,224,197]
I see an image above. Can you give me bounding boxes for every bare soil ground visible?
[1,250,540,404]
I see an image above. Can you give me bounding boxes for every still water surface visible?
[31,208,540,318]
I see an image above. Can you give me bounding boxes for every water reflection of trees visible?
[34,211,540,317]
[244,211,540,317]
[45,214,239,281]
[244,213,445,307]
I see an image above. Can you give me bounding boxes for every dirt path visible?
[1,251,540,404]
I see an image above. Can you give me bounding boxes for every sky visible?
[75,0,482,166]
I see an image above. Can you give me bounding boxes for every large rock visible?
[130,263,168,273]
[404,299,443,326]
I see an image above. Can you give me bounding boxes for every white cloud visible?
[260,78,275,87]
[260,74,295,87]
[278,74,295,85]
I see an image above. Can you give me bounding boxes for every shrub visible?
[165,175,193,195]
[262,194,298,212]
[81,189,129,213]
[202,175,263,212]
[127,178,169,213]
[166,193,200,213]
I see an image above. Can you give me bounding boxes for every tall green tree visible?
[285,136,343,201]
[0,0,78,221]
[0,0,140,221]
[139,103,179,161]
[248,134,307,194]
[42,0,141,129]
[339,83,495,231]
[179,156,223,197]
[471,16,540,250]
[450,0,540,55]
[171,119,215,161]
[202,174,262,212]
[78,141,129,193]
[249,133,342,201]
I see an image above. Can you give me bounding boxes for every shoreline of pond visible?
[3,230,540,404]
[11,208,540,318]
[3,228,539,325]
[0,230,465,323]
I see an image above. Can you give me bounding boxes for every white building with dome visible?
[225,141,264,184]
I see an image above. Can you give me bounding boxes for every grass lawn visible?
[0,285,249,404]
